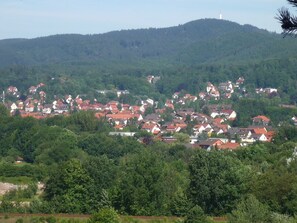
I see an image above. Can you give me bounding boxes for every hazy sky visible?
[0,0,287,40]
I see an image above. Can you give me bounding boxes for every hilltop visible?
[0,19,296,67]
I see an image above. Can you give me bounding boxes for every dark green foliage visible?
[0,163,44,180]
[252,168,297,215]
[83,156,117,191]
[0,19,296,68]
[78,133,142,159]
[184,205,210,223]
[114,149,186,216]
[274,126,297,144]
[68,111,98,132]
[43,159,99,213]
[188,150,250,215]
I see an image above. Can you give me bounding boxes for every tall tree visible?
[43,159,99,213]
[188,150,250,215]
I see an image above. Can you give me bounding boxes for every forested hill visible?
[0,18,296,67]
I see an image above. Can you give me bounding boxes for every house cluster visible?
[95,100,274,150]
[193,115,274,150]
[96,89,130,98]
[256,87,278,96]
[6,83,48,117]
[174,77,245,102]
[3,79,275,151]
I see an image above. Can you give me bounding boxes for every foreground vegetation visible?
[0,103,297,222]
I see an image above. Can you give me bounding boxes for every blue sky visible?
[0,0,287,39]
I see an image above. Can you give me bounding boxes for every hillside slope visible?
[0,19,295,67]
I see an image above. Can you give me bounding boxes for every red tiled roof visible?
[253,115,270,122]
[106,113,137,120]
[252,128,267,135]
[217,142,240,150]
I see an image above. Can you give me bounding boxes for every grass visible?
[0,214,227,223]
[0,176,33,185]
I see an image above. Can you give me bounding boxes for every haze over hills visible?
[0,18,295,68]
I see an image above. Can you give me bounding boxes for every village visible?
[3,76,278,151]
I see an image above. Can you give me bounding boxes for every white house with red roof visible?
[142,122,161,135]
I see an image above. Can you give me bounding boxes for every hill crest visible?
[0,18,292,67]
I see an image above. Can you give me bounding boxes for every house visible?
[193,124,206,134]
[210,111,220,118]
[227,128,252,142]
[264,88,278,95]
[10,103,17,112]
[117,90,130,97]
[236,77,245,86]
[183,94,197,102]
[165,100,174,110]
[192,113,211,123]
[37,83,46,88]
[206,82,215,93]
[54,104,69,114]
[17,101,24,110]
[206,83,220,99]
[25,104,35,113]
[166,124,181,133]
[75,96,83,105]
[193,123,212,135]
[7,86,18,95]
[219,81,234,93]
[292,116,297,125]
[199,92,207,100]
[217,142,241,150]
[252,115,270,126]
[42,104,52,114]
[250,133,268,142]
[141,122,161,135]
[130,106,141,113]
[65,95,72,104]
[212,123,230,135]
[39,91,46,102]
[29,86,37,94]
[250,127,267,135]
[109,132,136,137]
[265,131,275,142]
[143,113,162,123]
[221,109,237,120]
[197,139,224,151]
[106,113,142,126]
[172,92,180,99]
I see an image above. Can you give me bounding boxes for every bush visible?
[88,207,119,223]
[228,195,271,223]
[184,205,210,223]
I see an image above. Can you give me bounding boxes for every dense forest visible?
[1,19,297,67]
